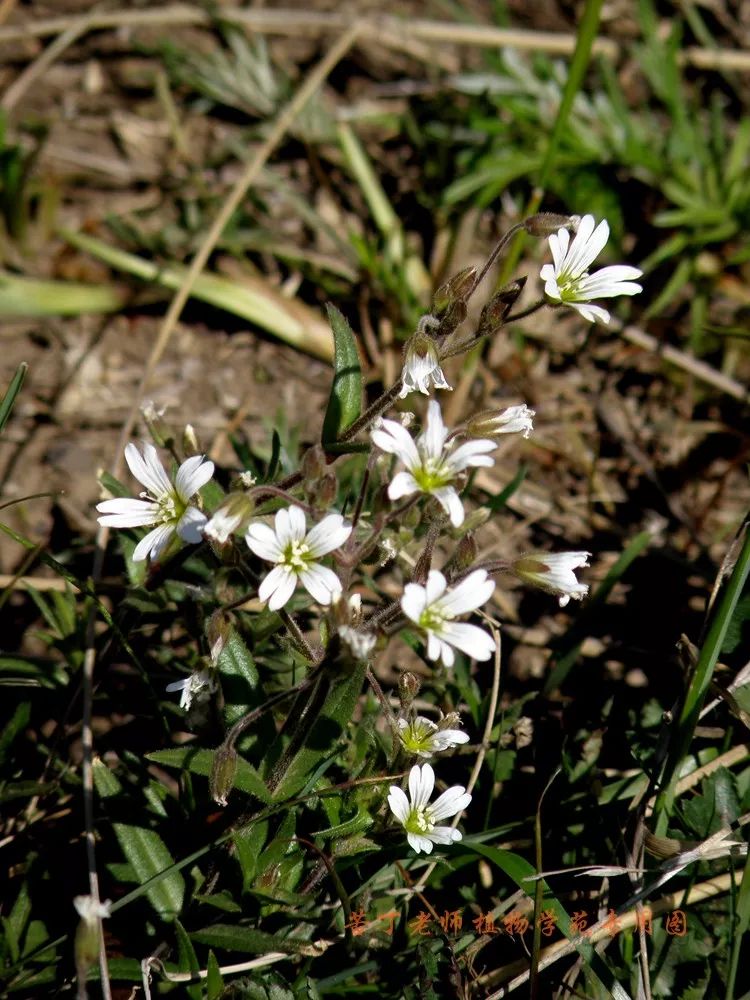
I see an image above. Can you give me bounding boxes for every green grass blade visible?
[0,362,26,435]
[536,0,605,192]
[0,274,124,316]
[59,228,334,360]
[467,843,632,999]
[654,519,750,831]
[725,857,750,998]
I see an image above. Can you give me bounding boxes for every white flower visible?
[468,404,535,440]
[388,763,471,854]
[348,593,363,624]
[338,625,376,660]
[96,442,214,562]
[398,715,470,758]
[74,895,112,923]
[166,669,216,710]
[512,551,591,607]
[204,493,254,544]
[371,399,495,527]
[540,214,643,324]
[245,506,351,611]
[401,569,496,668]
[399,333,452,398]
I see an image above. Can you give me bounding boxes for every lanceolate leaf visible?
[190,923,312,954]
[268,660,368,802]
[173,919,202,1000]
[146,748,271,804]
[206,951,224,1000]
[112,824,185,920]
[216,627,261,728]
[321,304,362,446]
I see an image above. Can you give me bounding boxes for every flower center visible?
[401,719,436,753]
[283,538,312,573]
[154,490,186,525]
[412,454,451,492]
[419,604,450,633]
[556,271,586,301]
[405,806,434,835]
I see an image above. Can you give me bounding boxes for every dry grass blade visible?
[1,13,91,113]
[480,871,744,997]
[6,7,748,73]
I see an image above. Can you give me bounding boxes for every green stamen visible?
[156,491,186,524]
[283,538,312,573]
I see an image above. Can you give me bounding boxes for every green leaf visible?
[217,628,262,729]
[61,228,334,360]
[2,882,31,963]
[0,655,68,688]
[194,890,242,914]
[146,748,271,804]
[173,919,202,1000]
[206,950,224,1000]
[267,429,282,481]
[683,768,739,837]
[0,781,57,803]
[321,304,362,445]
[0,273,125,317]
[722,592,750,655]
[98,470,130,499]
[190,924,311,955]
[255,812,296,884]
[233,819,269,891]
[112,823,185,920]
[0,362,26,435]
[268,661,367,802]
[0,701,31,767]
[99,957,143,982]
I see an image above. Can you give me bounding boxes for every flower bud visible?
[432,266,478,314]
[377,535,398,567]
[349,593,363,626]
[301,443,328,482]
[438,712,462,733]
[512,551,591,607]
[466,404,535,440]
[74,895,111,981]
[399,671,421,709]
[140,400,168,447]
[513,715,534,749]
[183,423,200,455]
[338,625,376,661]
[477,278,527,337]
[238,470,257,488]
[523,213,578,238]
[451,532,478,572]
[207,610,232,663]
[315,471,338,510]
[210,745,238,807]
[435,299,468,338]
[204,492,255,544]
